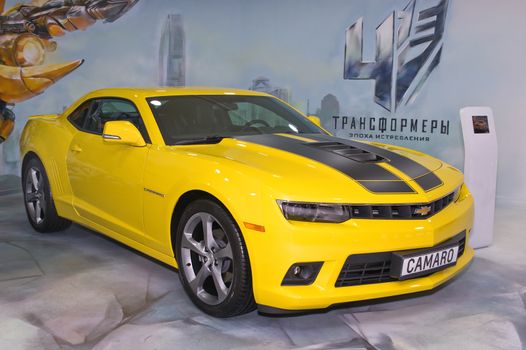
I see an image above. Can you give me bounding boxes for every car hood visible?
[173,133,445,198]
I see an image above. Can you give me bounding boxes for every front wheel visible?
[22,157,71,233]
[175,199,255,317]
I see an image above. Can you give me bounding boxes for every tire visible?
[22,157,72,233]
[175,199,256,317]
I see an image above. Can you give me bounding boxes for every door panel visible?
[67,132,149,243]
[65,97,153,247]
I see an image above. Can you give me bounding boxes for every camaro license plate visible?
[392,245,459,280]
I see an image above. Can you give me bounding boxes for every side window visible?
[68,101,91,129]
[71,98,151,143]
[83,100,103,134]
[104,99,151,143]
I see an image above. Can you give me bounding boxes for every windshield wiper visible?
[172,136,232,145]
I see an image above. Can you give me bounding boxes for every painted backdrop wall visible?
[1,0,525,204]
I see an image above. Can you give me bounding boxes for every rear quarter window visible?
[68,101,91,129]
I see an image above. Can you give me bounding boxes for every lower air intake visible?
[335,232,466,287]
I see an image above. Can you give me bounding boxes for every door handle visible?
[71,144,83,153]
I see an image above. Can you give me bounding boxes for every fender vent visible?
[49,159,64,195]
[308,142,385,163]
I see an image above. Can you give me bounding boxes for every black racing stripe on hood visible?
[306,134,443,192]
[237,134,415,193]
[413,172,443,191]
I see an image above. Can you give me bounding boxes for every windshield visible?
[146,95,325,145]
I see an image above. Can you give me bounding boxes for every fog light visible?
[282,262,323,286]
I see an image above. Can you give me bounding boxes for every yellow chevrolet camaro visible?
[20,87,474,317]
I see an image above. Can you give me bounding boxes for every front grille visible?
[335,232,466,287]
[348,191,456,220]
[309,142,385,163]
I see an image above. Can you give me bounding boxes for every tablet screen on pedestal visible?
[472,115,490,134]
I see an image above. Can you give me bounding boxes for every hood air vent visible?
[308,142,385,163]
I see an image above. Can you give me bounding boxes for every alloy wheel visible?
[180,212,234,305]
[25,167,46,225]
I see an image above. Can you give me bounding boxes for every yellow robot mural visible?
[0,0,138,143]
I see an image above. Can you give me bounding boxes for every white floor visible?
[0,181,524,350]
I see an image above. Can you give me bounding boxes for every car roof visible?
[84,87,270,99]
[61,87,278,118]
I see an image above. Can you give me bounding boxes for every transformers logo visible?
[344,0,449,112]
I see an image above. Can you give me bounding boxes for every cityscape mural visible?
[0,0,524,203]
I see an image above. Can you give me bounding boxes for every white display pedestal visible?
[460,107,497,249]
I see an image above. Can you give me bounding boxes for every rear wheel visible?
[22,157,71,233]
[175,199,255,317]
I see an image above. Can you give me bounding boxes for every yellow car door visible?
[66,98,151,245]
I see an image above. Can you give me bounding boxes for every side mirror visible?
[102,121,146,147]
[307,115,321,127]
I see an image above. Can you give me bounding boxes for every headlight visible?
[277,200,351,223]
[453,185,463,202]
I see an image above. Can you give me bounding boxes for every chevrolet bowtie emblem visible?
[414,205,432,216]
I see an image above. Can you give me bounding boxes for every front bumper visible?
[243,189,474,311]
